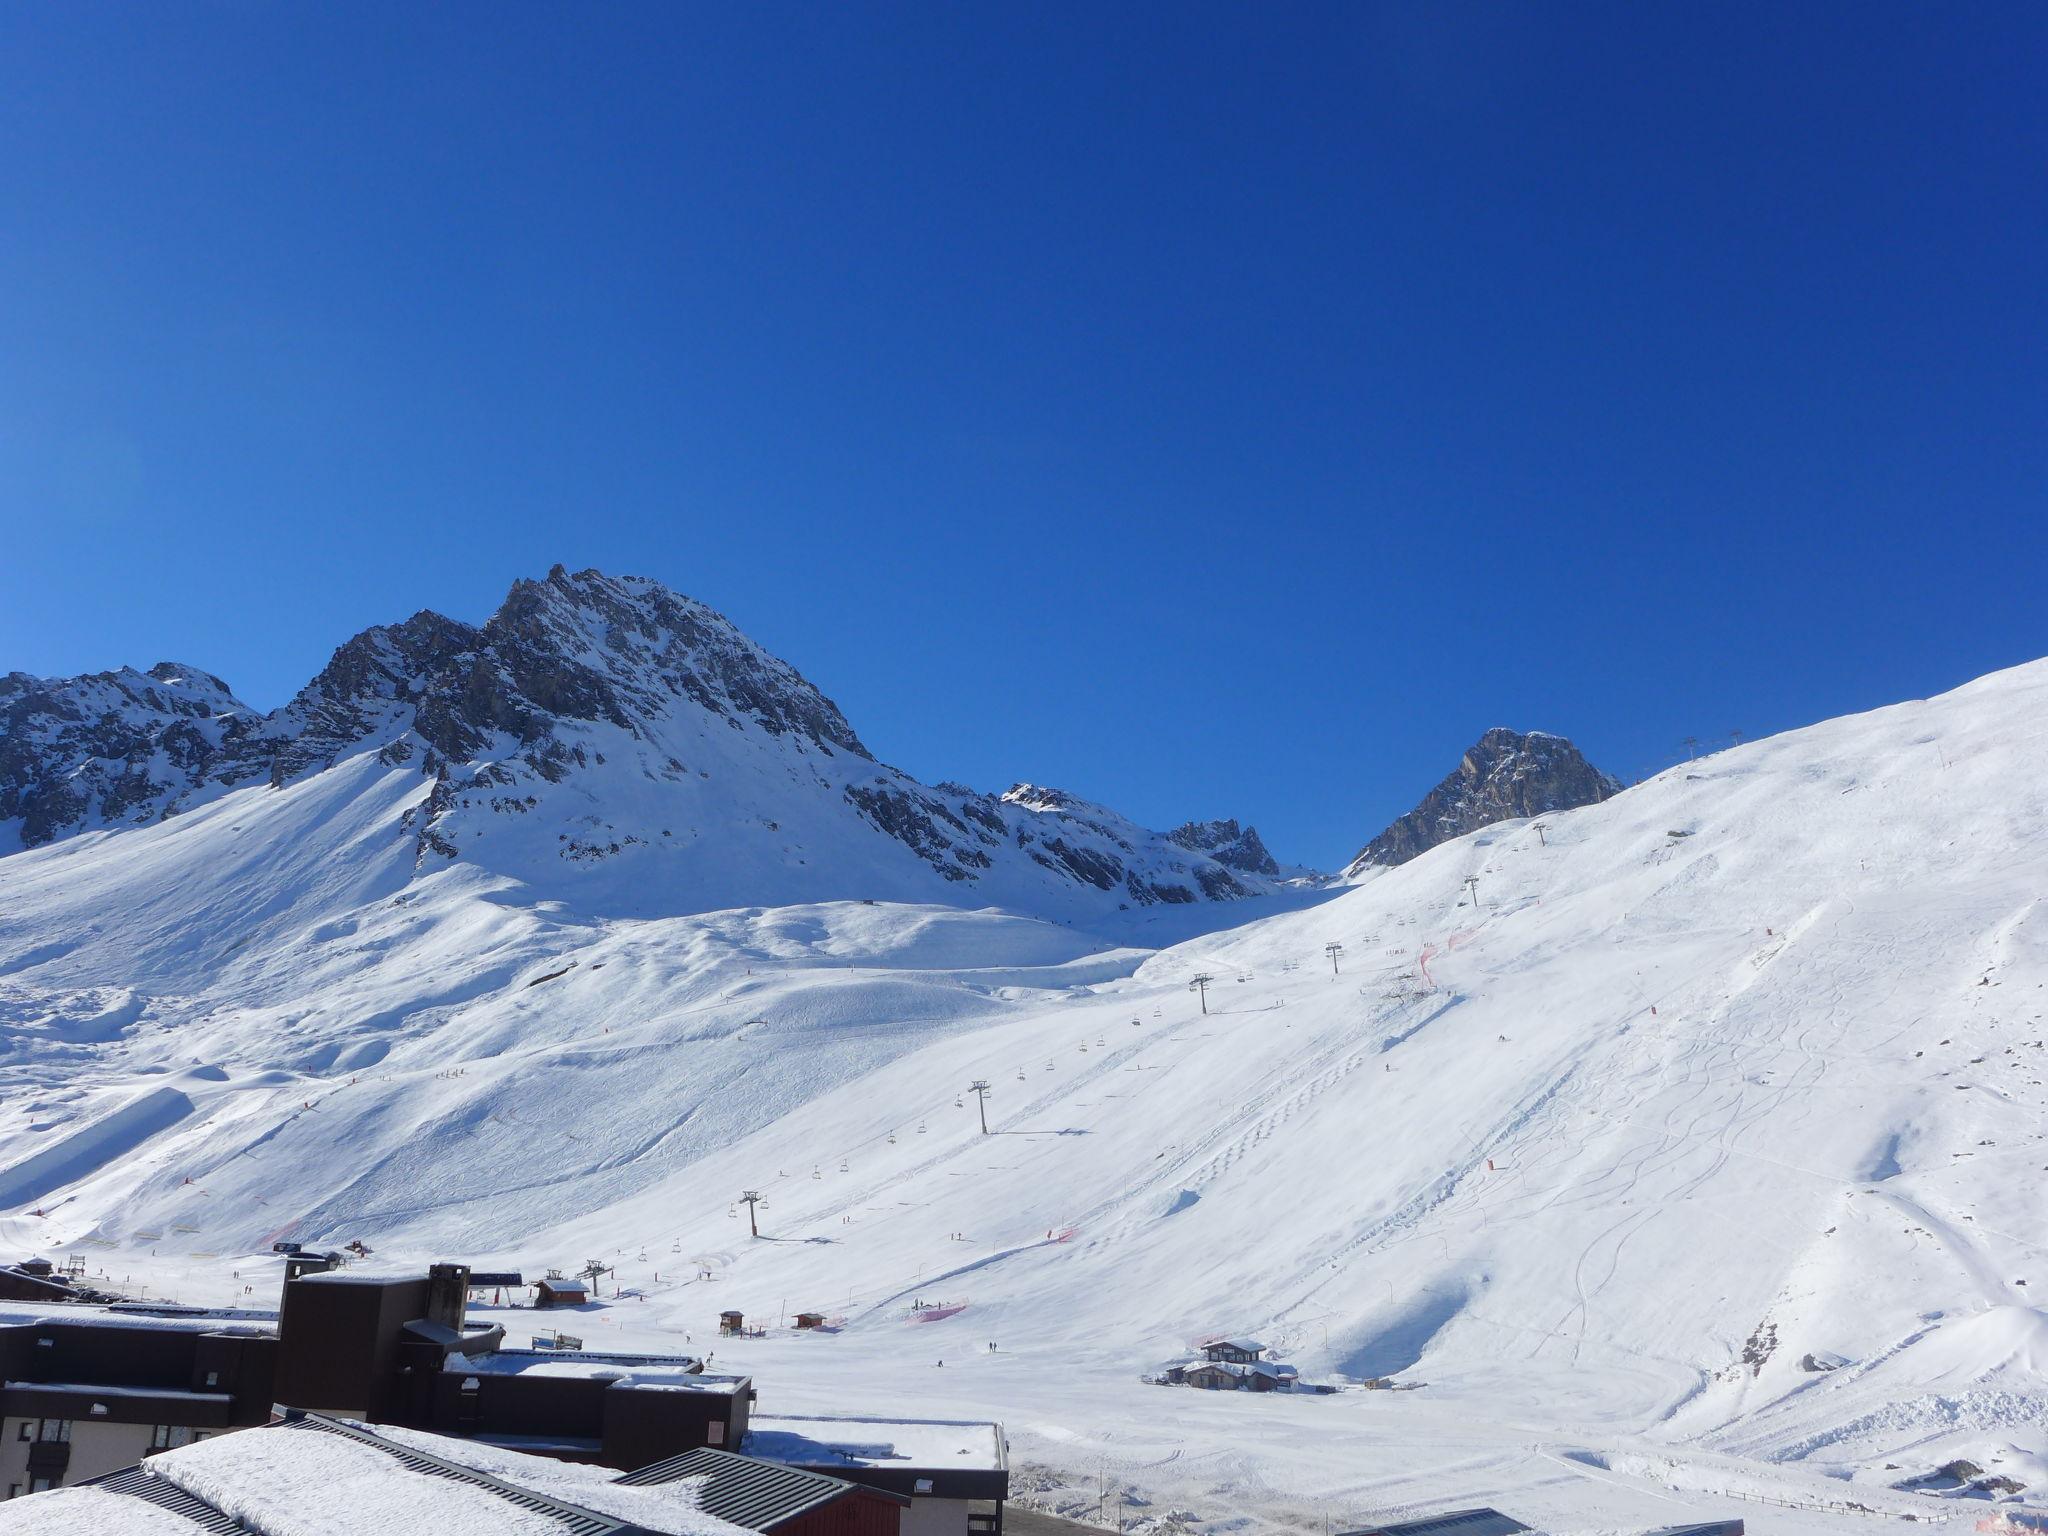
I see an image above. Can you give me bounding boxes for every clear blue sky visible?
[3,4,2043,869]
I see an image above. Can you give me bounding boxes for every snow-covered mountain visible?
[6,600,2048,1530]
[1346,726,1621,874]
[0,567,1299,913]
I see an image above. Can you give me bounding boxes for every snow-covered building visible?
[0,1301,278,1499]
[0,1409,889,1535]
[743,1415,1008,1536]
[1159,1338,1301,1392]
[1182,1359,1299,1392]
[1200,1337,1267,1365]
[273,1263,750,1468]
[537,1276,591,1308]
[0,1261,86,1306]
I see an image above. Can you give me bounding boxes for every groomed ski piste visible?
[5,658,2048,1533]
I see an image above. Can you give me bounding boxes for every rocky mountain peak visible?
[1167,817,1281,877]
[478,566,870,761]
[1001,783,1081,815]
[3,567,1292,914]
[1347,727,1621,873]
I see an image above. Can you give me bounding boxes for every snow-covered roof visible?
[1189,1358,1297,1380]
[448,1348,731,1391]
[744,1414,1007,1472]
[104,1411,762,1536]
[1205,1336,1266,1353]
[368,1420,763,1536]
[0,1483,216,1535]
[619,1446,898,1529]
[1340,1510,1532,1536]
[149,1420,604,1536]
[0,1301,274,1337]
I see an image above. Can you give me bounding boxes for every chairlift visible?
[954,1096,964,1108]
[888,1130,897,1144]
[1095,1036,1106,1047]
[839,1159,849,1173]
[812,1165,822,1180]
[726,1206,737,1219]
[917,1120,927,1133]
[1017,1068,1027,1081]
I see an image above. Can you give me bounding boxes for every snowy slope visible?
[4,655,2048,1531]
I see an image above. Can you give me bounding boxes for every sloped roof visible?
[620,1446,905,1531]
[83,1467,244,1533]
[1340,1510,1533,1536]
[123,1412,655,1535]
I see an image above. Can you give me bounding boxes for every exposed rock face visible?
[1347,727,1622,873]
[1168,818,1280,878]
[0,663,255,848]
[0,567,1295,911]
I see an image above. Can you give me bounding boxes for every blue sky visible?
[3,3,2044,869]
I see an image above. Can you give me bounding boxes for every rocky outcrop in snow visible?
[1346,727,1621,874]
[0,663,255,848]
[1168,818,1280,878]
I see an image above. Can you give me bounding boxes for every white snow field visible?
[5,659,2048,1532]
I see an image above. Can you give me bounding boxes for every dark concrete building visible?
[0,1305,277,1497]
[274,1262,751,1467]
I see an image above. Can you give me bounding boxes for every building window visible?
[150,1425,175,1450]
[13,1422,26,1442]
[36,1420,72,1444]
[203,1371,220,1388]
[29,1479,52,1494]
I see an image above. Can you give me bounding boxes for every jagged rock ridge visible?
[0,567,1295,912]
[1347,727,1622,874]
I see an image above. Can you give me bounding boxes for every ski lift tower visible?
[1188,974,1214,1014]
[739,1190,763,1239]
[967,1079,992,1134]
[1324,942,1344,976]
